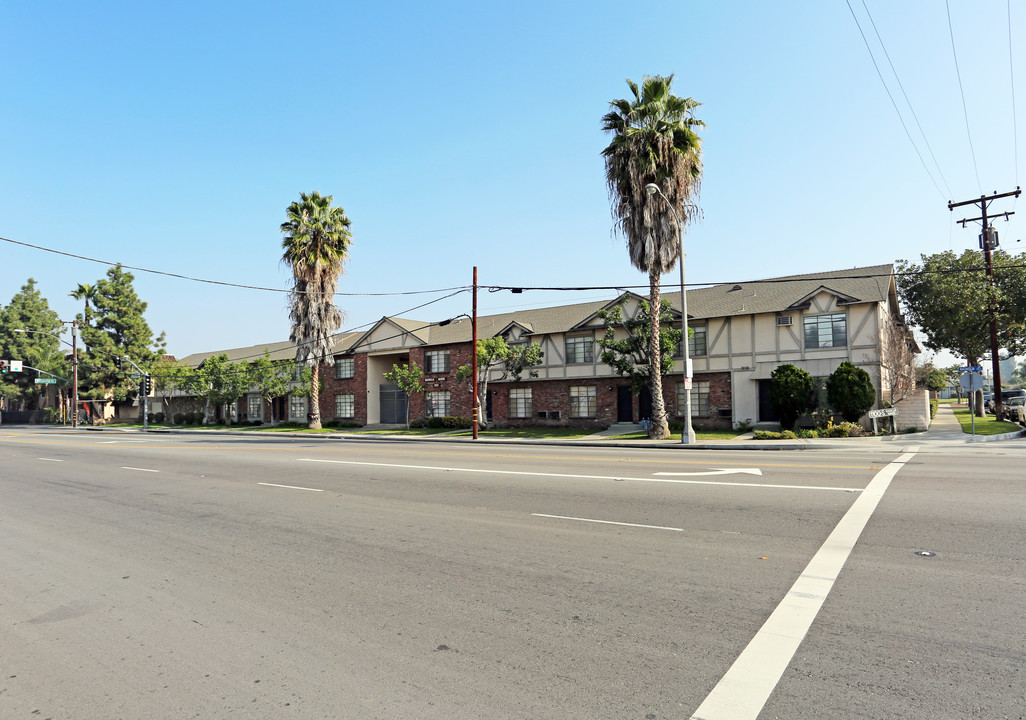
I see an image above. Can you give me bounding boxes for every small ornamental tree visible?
[769,363,815,430]
[597,298,683,395]
[827,361,875,422]
[383,361,425,426]
[455,337,543,428]
[248,351,292,423]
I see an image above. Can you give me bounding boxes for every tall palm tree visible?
[69,283,96,321]
[602,74,703,439]
[280,191,353,429]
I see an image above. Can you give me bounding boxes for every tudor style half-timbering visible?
[312,264,927,430]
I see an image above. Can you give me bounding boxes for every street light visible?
[13,323,79,428]
[645,183,695,444]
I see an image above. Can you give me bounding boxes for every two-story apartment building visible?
[315,264,926,430]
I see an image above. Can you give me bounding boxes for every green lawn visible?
[951,407,1023,435]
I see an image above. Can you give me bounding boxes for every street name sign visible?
[958,366,983,372]
[34,378,57,384]
[867,408,899,418]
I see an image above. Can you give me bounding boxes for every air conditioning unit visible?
[777,315,793,326]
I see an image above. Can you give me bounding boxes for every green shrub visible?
[151,412,165,424]
[173,412,186,425]
[422,416,472,429]
[753,429,798,440]
[769,364,815,430]
[821,420,870,437]
[795,428,819,438]
[930,399,938,419]
[827,361,876,422]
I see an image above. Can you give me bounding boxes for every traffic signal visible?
[0,359,8,373]
[142,374,152,395]
[114,357,123,369]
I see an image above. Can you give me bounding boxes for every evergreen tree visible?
[826,361,876,422]
[77,265,166,402]
[0,279,64,408]
[769,363,815,430]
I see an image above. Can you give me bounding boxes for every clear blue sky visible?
[1,1,1022,361]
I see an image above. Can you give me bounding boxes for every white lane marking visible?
[38,458,63,462]
[258,482,324,492]
[687,450,918,720]
[532,513,683,533]
[298,459,860,492]
[120,466,159,473]
[655,468,763,477]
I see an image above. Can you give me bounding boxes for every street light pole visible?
[645,183,695,444]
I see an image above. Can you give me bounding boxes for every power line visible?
[845,0,948,199]
[946,0,983,192]
[1009,0,1020,195]
[860,0,953,197]
[0,235,470,298]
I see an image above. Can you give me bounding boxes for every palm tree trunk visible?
[309,364,322,429]
[648,269,670,439]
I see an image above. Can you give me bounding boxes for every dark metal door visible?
[617,386,633,422]
[758,380,779,422]
[638,386,652,421]
[379,384,408,424]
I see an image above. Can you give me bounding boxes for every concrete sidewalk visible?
[46,403,1025,452]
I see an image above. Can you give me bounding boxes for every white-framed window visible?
[426,391,450,417]
[247,394,262,419]
[335,357,354,379]
[334,393,355,418]
[289,395,307,420]
[509,388,532,419]
[292,362,305,381]
[565,336,593,364]
[425,350,450,374]
[804,313,847,349]
[677,380,710,417]
[569,385,597,418]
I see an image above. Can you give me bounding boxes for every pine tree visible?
[0,279,64,409]
[77,265,166,402]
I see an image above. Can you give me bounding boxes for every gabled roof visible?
[674,264,895,320]
[178,332,363,368]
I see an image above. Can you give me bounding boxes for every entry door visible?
[617,386,633,422]
[758,380,779,422]
[638,386,653,421]
[379,384,408,424]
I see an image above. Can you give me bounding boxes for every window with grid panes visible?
[509,388,532,418]
[334,394,355,418]
[569,386,597,418]
[804,313,846,349]
[247,395,262,419]
[334,357,354,379]
[425,350,450,373]
[677,380,710,417]
[565,336,593,364]
[426,391,450,417]
[675,324,707,358]
[289,395,307,419]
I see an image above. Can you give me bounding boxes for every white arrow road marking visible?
[258,482,324,492]
[297,459,861,492]
[654,468,763,477]
[531,513,683,532]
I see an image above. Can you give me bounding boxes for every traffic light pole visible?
[120,356,150,431]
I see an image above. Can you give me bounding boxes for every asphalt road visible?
[1,428,1023,719]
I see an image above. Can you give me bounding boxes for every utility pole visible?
[949,187,1021,420]
[472,266,479,440]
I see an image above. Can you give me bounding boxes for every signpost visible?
[868,407,898,434]
[958,371,985,436]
